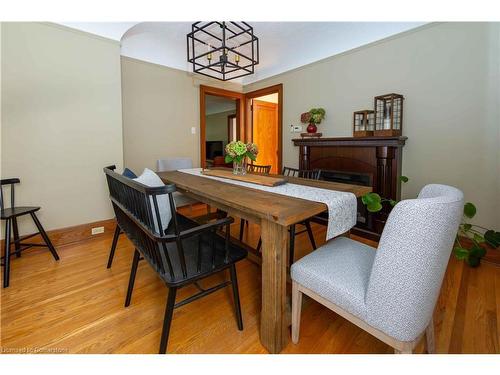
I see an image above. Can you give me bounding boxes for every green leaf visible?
[366,202,383,213]
[361,192,381,206]
[463,202,477,219]
[484,230,500,248]
[399,176,409,183]
[462,223,472,231]
[224,155,233,163]
[466,255,481,267]
[470,244,486,258]
[473,233,485,243]
[246,152,257,161]
[453,246,469,260]
[388,200,397,207]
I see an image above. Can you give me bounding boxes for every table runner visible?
[178,168,357,240]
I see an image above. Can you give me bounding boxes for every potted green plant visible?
[224,141,258,175]
[361,177,500,267]
[301,108,326,133]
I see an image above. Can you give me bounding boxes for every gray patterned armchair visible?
[291,184,464,353]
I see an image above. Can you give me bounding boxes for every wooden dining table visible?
[158,169,372,353]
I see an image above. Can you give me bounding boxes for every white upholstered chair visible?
[156,158,197,208]
[291,184,464,354]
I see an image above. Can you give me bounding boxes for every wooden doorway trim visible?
[227,114,238,143]
[244,84,283,173]
[199,85,245,168]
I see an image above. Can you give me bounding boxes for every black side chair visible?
[247,163,272,174]
[239,167,322,266]
[1,178,59,288]
[103,167,247,353]
[105,165,138,269]
[282,166,321,180]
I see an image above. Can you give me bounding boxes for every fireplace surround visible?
[293,136,407,240]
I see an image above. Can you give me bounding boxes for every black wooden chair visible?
[1,178,59,288]
[239,167,322,266]
[105,165,138,269]
[282,166,321,180]
[103,166,247,353]
[247,163,272,174]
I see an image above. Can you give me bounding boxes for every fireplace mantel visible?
[292,136,407,148]
[292,136,407,240]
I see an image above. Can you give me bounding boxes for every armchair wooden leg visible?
[425,318,435,353]
[159,287,177,354]
[125,249,140,307]
[291,281,303,344]
[394,342,413,354]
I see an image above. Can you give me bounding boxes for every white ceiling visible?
[58,22,138,41]
[59,22,426,85]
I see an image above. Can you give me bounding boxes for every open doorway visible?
[199,85,244,168]
[245,84,283,174]
[200,84,282,173]
[205,95,236,167]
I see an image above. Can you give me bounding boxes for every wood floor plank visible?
[1,204,499,354]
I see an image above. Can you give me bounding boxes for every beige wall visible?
[245,23,500,230]
[121,57,241,174]
[1,22,124,234]
[206,110,236,149]
[255,93,279,103]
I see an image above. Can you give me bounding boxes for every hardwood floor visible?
[1,204,499,354]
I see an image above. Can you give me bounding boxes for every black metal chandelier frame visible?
[187,21,259,81]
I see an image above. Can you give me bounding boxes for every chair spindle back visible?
[247,164,271,174]
[282,167,322,180]
[103,166,232,284]
[0,178,21,211]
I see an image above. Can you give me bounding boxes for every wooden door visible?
[252,100,278,173]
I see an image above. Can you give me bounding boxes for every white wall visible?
[245,23,500,230]
[1,23,124,234]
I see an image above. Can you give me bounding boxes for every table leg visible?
[260,219,288,353]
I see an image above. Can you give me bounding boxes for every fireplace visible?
[320,170,373,228]
[293,136,407,240]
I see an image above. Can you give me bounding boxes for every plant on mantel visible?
[301,108,326,133]
[361,177,500,267]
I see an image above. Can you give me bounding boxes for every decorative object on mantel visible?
[301,108,326,134]
[362,179,500,268]
[374,93,404,137]
[300,132,323,138]
[224,141,258,175]
[353,110,375,137]
[186,22,259,81]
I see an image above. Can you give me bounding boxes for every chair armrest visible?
[176,217,234,240]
